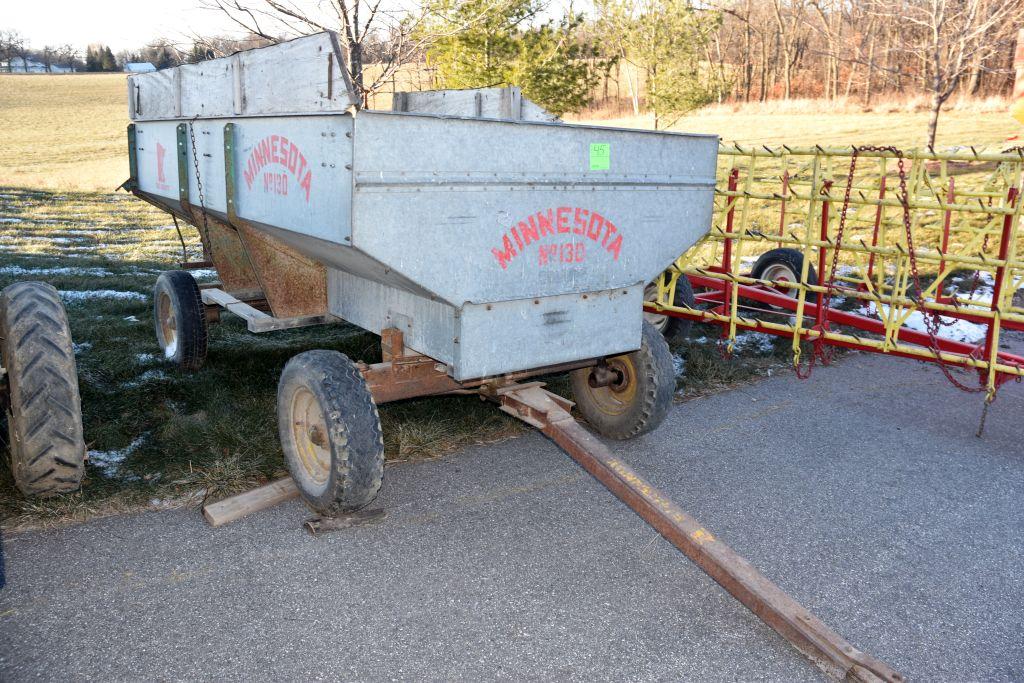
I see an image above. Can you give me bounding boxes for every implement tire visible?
[153,270,207,371]
[570,321,675,440]
[277,350,385,516]
[644,275,696,344]
[750,248,818,308]
[0,281,85,497]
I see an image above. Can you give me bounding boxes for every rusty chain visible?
[798,145,995,397]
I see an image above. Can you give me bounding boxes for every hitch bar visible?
[493,383,902,683]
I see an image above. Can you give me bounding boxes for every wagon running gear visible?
[570,321,674,439]
[153,270,208,371]
[277,350,385,515]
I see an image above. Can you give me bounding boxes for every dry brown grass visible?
[3,72,1022,192]
[0,73,129,190]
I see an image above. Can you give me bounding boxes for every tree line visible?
[205,0,1022,144]
[6,0,1021,144]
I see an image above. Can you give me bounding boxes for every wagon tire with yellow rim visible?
[643,274,696,344]
[570,321,675,440]
[277,350,385,515]
[153,270,208,371]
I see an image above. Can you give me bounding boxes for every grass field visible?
[3,73,1021,191]
[2,73,1015,529]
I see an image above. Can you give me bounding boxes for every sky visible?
[5,0,244,52]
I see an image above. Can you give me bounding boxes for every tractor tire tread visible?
[1,281,85,497]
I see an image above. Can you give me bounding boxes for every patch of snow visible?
[0,217,22,224]
[136,353,156,364]
[124,315,140,322]
[41,236,87,245]
[123,369,169,387]
[190,269,217,280]
[0,265,112,277]
[729,331,777,353]
[59,289,147,303]
[672,354,686,377]
[871,302,988,344]
[73,342,93,355]
[88,436,145,477]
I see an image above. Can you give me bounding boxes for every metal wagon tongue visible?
[493,382,902,683]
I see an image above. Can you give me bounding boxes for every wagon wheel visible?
[643,274,696,344]
[750,248,818,310]
[570,321,675,440]
[1,281,86,497]
[277,350,385,515]
[153,270,208,371]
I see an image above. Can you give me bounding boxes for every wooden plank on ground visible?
[202,477,299,527]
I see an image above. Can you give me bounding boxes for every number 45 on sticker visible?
[589,143,610,171]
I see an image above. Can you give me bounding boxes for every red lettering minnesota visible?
[490,207,623,270]
[242,134,313,202]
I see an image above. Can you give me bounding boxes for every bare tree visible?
[0,30,28,70]
[891,0,1020,146]
[203,0,458,105]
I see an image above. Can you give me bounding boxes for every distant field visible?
[1,73,1021,191]
[578,108,1021,149]
[0,74,128,190]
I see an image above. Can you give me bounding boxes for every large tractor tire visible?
[0,282,86,496]
[277,350,385,516]
[153,270,208,371]
[570,321,675,440]
[644,274,697,344]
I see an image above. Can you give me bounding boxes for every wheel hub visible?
[290,387,331,484]
[584,356,638,416]
[157,291,178,356]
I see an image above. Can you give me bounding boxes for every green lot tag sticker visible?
[589,142,611,171]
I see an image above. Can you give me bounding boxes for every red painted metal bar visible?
[777,169,790,248]
[864,176,886,289]
[817,179,833,333]
[938,177,955,296]
[647,275,1024,376]
[983,188,1018,370]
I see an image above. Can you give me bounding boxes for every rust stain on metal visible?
[188,210,262,295]
[234,222,327,318]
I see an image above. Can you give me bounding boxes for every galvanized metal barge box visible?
[128,33,718,380]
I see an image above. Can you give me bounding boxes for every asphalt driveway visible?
[2,348,1023,681]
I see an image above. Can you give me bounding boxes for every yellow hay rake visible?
[646,144,1024,402]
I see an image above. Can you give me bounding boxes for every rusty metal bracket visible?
[496,383,902,683]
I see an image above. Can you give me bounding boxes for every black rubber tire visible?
[153,270,207,371]
[570,321,675,440]
[0,281,86,497]
[750,248,818,305]
[644,274,696,344]
[277,350,385,515]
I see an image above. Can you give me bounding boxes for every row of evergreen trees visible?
[84,45,117,72]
